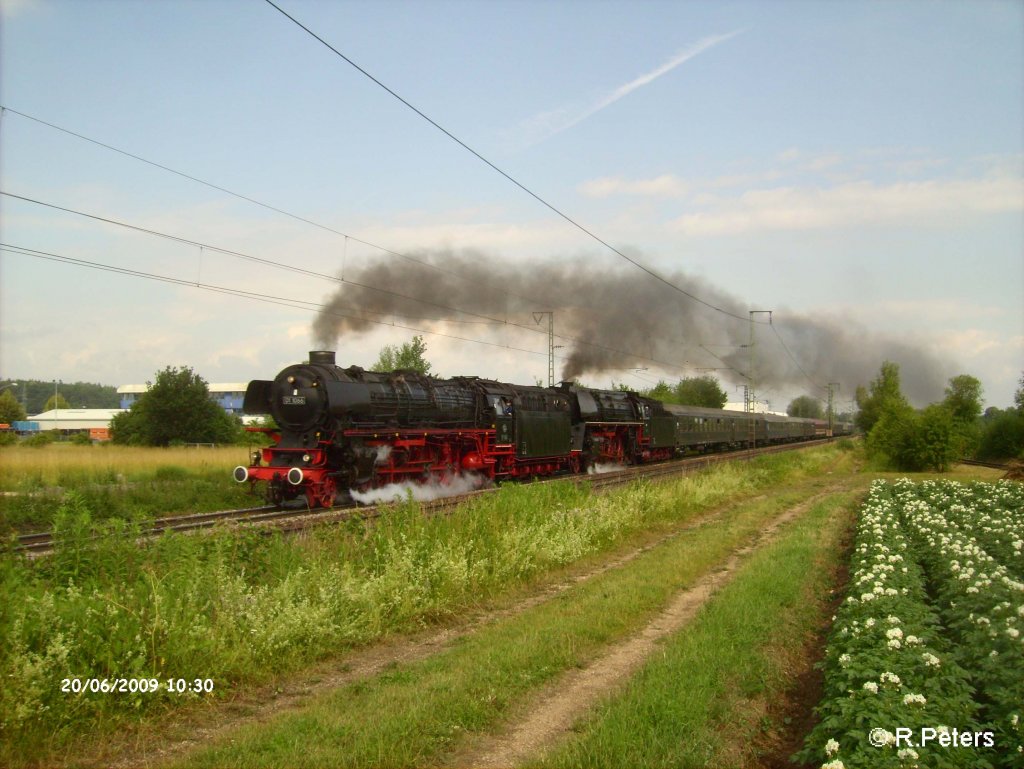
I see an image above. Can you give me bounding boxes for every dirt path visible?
[86,473,851,769]
[91,492,767,769]
[448,485,845,769]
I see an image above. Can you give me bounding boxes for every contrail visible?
[518,29,744,146]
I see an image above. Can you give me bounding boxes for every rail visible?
[13,438,834,558]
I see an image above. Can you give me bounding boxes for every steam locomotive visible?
[234,350,836,508]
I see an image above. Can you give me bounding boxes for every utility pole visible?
[533,311,555,387]
[747,310,772,446]
[827,382,840,437]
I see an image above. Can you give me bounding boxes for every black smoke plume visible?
[313,249,952,404]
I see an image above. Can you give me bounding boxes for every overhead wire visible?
[0,190,509,326]
[0,109,712,369]
[0,105,514,300]
[769,323,826,395]
[0,243,556,360]
[0,191,697,375]
[261,0,764,326]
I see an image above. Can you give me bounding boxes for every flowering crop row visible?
[904,480,1024,580]
[799,480,986,769]
[895,479,1024,766]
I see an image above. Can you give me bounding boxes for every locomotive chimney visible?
[309,350,336,366]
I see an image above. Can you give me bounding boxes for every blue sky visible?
[1,0,1021,410]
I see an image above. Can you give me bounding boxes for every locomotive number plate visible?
[282,395,306,405]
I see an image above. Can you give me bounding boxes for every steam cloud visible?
[313,249,952,405]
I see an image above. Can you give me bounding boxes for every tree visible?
[674,376,727,409]
[0,390,26,423]
[371,335,432,375]
[44,393,71,411]
[856,361,908,434]
[942,374,983,455]
[943,375,983,423]
[866,398,917,467]
[110,366,241,446]
[643,380,677,403]
[976,375,1024,460]
[977,409,1024,461]
[787,395,824,419]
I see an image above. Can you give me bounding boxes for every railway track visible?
[957,458,1010,471]
[14,439,833,557]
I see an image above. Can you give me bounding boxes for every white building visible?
[26,408,126,438]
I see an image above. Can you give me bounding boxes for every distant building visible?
[117,383,249,414]
[723,401,787,416]
[25,408,125,438]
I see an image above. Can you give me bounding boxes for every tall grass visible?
[0,445,257,530]
[0,445,847,763]
[540,493,855,768]
[0,444,253,490]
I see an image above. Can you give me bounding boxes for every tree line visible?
[6,336,1021,462]
[0,380,119,421]
[855,364,1023,470]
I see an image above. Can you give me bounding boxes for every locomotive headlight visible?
[286,467,304,485]
[302,454,311,463]
[251,451,261,465]
[233,466,249,483]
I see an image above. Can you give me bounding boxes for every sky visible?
[1,0,1021,413]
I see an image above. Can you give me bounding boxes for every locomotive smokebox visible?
[309,350,336,366]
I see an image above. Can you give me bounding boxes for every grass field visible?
[0,444,258,531]
[2,442,1008,769]
[0,444,854,766]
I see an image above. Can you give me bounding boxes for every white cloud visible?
[672,175,1024,235]
[579,174,688,198]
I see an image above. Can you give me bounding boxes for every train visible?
[234,350,847,508]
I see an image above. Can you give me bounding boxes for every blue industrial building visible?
[117,383,248,414]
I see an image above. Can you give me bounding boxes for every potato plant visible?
[801,479,1023,769]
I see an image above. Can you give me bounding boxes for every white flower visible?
[821,760,845,769]
[863,681,879,694]
[898,747,919,760]
[888,639,902,650]
[881,672,901,685]
[886,628,904,640]
[839,654,852,667]
[903,693,927,706]
[922,652,941,667]
[1008,628,1020,639]
[825,738,840,756]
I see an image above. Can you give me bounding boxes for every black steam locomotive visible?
[234,350,832,507]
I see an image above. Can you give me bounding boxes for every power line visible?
[262,0,763,326]
[0,190,509,326]
[0,107,772,370]
[0,242,554,360]
[1,190,699,376]
[0,104,535,306]
[770,323,824,393]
